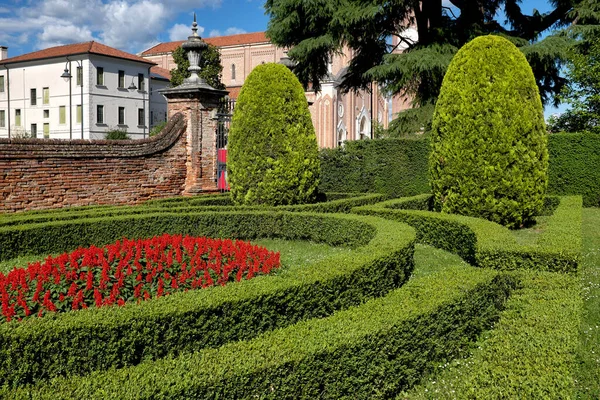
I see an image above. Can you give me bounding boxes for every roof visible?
[150,66,171,81]
[141,32,269,56]
[0,41,156,66]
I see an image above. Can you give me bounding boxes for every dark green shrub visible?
[149,121,167,137]
[105,128,130,140]
[319,138,430,197]
[6,267,517,399]
[429,35,548,228]
[227,63,320,206]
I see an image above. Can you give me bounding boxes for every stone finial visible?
[181,13,209,87]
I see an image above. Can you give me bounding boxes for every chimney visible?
[0,46,7,60]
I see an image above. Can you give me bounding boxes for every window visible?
[359,116,369,140]
[231,64,236,80]
[76,105,82,124]
[118,70,125,88]
[138,73,145,91]
[76,66,83,86]
[42,87,49,104]
[97,105,104,124]
[30,88,37,106]
[30,124,37,138]
[15,109,21,126]
[0,110,5,128]
[43,123,49,138]
[118,107,125,125]
[97,67,104,85]
[0,75,4,92]
[59,106,66,124]
[138,108,144,126]
[43,109,49,118]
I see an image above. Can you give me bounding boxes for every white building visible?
[0,42,170,140]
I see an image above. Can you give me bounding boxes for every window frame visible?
[118,106,125,125]
[138,108,144,126]
[138,73,145,92]
[76,105,82,124]
[59,105,66,125]
[0,110,5,128]
[76,66,83,86]
[30,88,37,106]
[97,105,104,124]
[15,109,21,126]
[30,123,37,138]
[42,87,49,105]
[96,67,104,86]
[118,70,125,88]
[43,123,49,138]
[0,75,4,92]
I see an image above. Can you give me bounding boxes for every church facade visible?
[141,32,409,149]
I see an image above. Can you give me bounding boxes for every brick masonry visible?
[0,83,225,213]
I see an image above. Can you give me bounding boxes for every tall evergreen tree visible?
[265,0,593,131]
[170,44,225,90]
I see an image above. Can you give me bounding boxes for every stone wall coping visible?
[0,113,187,159]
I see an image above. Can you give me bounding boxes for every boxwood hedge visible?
[403,270,581,399]
[0,193,385,230]
[0,212,415,387]
[5,266,518,399]
[354,195,581,273]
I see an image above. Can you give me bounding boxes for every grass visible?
[577,208,600,399]
[511,214,551,246]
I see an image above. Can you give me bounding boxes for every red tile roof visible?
[150,66,171,80]
[0,41,156,66]
[141,32,269,56]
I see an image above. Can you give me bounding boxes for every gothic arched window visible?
[231,64,236,80]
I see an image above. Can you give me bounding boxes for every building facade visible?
[0,42,169,140]
[141,32,404,148]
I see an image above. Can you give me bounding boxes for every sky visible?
[0,0,566,115]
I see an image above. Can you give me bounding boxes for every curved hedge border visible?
[5,266,518,399]
[403,270,581,399]
[354,195,582,273]
[0,193,385,230]
[0,212,415,387]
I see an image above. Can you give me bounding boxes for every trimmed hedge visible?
[354,195,582,272]
[403,270,581,399]
[319,134,600,207]
[548,132,600,207]
[319,138,430,197]
[5,266,518,399]
[0,212,415,387]
[0,193,384,230]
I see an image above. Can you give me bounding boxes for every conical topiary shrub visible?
[227,63,320,206]
[429,35,548,228]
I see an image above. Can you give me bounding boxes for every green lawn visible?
[577,208,600,399]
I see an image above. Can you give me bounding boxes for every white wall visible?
[149,78,169,129]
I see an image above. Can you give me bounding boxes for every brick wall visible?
[0,113,188,213]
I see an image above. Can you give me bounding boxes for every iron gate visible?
[216,98,235,192]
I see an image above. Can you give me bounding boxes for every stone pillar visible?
[161,86,228,195]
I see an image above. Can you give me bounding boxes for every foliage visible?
[265,0,581,109]
[355,195,582,273]
[170,44,225,90]
[0,234,279,322]
[430,35,548,229]
[548,133,600,207]
[149,120,167,137]
[5,267,515,399]
[403,270,581,399]
[105,128,129,140]
[386,103,435,138]
[319,138,430,197]
[0,212,414,388]
[228,63,320,206]
[548,25,600,133]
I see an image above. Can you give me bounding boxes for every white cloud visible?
[168,22,204,41]
[0,0,222,53]
[209,27,246,37]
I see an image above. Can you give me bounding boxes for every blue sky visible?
[0,0,566,115]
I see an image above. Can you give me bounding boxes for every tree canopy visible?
[170,44,225,90]
[265,0,593,111]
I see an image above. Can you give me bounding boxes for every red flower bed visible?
[0,234,280,322]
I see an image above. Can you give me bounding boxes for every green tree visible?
[227,63,320,206]
[429,35,548,229]
[266,0,589,131]
[548,4,600,133]
[170,44,225,90]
